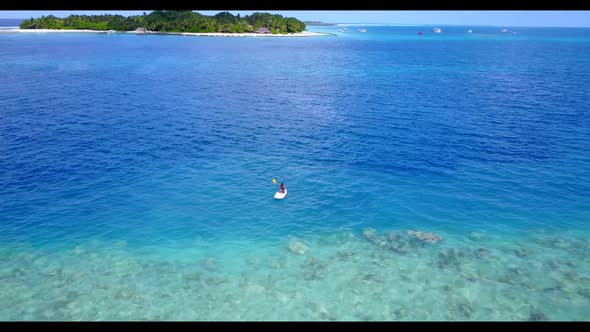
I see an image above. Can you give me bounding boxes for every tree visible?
[19,11,307,33]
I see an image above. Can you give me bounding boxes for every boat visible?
[433,27,442,33]
[467,29,473,33]
[106,30,116,34]
[358,28,366,32]
[336,28,345,32]
[501,28,509,33]
[274,188,288,200]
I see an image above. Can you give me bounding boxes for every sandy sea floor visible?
[1,228,589,321]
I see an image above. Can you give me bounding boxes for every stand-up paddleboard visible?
[274,189,287,200]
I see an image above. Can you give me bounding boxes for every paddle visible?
[273,178,284,193]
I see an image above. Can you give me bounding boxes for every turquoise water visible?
[0,24,589,320]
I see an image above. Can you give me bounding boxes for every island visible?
[15,11,331,37]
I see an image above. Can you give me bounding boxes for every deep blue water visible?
[0,25,590,320]
[2,26,589,244]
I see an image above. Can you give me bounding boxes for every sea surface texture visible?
[1,24,589,320]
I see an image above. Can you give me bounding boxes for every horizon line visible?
[1,17,589,29]
[331,23,590,28]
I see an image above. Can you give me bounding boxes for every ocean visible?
[1,22,589,320]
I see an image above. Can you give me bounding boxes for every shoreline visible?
[0,28,334,37]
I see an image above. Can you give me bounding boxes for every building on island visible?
[254,27,271,34]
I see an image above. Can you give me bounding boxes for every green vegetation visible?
[19,11,307,33]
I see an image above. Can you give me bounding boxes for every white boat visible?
[467,29,473,33]
[501,28,509,33]
[433,27,442,33]
[106,30,116,34]
[274,189,287,200]
[358,28,366,32]
[336,28,345,32]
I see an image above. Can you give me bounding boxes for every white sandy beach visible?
[159,31,331,37]
[0,28,332,37]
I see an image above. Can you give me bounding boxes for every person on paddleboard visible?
[279,183,286,193]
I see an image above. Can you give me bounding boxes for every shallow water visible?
[0,25,589,320]
[1,229,589,320]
